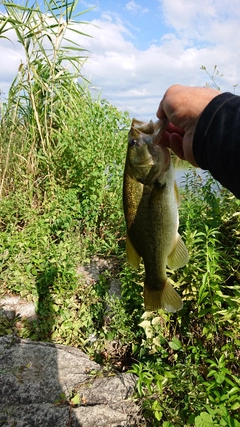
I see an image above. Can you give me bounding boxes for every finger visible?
[167,122,185,136]
[158,130,171,147]
[168,133,185,160]
[157,125,185,147]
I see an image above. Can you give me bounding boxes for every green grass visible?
[0,2,240,426]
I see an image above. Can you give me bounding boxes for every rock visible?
[0,335,140,427]
[16,301,37,320]
[0,307,15,320]
[76,256,119,286]
[0,295,21,306]
[0,295,37,321]
[109,279,122,298]
[0,296,20,320]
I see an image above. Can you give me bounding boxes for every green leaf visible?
[70,394,80,405]
[168,337,182,350]
[155,410,162,421]
[215,371,226,384]
[230,402,240,411]
[194,412,216,427]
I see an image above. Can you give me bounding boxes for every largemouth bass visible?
[123,118,189,312]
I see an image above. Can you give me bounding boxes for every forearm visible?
[193,92,240,199]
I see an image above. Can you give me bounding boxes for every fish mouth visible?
[127,118,171,180]
[129,140,170,170]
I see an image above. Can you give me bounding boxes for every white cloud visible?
[1,2,240,121]
[159,0,240,48]
[159,0,216,34]
[76,11,240,120]
[125,1,149,14]
[0,28,24,96]
[77,15,134,52]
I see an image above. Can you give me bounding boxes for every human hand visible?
[156,85,221,166]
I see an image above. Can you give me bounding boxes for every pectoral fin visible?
[126,234,141,269]
[167,233,189,270]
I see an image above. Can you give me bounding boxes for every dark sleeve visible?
[192,92,240,199]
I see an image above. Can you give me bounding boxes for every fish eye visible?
[129,138,137,147]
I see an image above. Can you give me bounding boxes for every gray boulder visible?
[0,336,140,427]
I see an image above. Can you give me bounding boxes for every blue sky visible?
[1,0,240,120]
[80,0,170,49]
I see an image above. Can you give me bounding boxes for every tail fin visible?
[144,278,183,313]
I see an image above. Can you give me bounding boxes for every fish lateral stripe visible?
[174,180,180,206]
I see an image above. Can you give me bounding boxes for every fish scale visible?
[123,118,189,312]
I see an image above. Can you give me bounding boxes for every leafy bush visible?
[127,170,240,426]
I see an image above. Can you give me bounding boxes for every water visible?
[175,167,204,188]
[175,166,221,193]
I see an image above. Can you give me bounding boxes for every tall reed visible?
[0,0,90,199]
